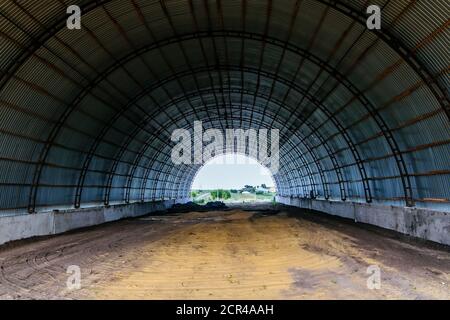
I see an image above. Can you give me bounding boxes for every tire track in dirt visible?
[0,205,449,299]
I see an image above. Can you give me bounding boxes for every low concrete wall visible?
[276,196,450,246]
[0,199,189,246]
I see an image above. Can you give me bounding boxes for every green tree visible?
[221,190,231,200]
[190,191,199,198]
[210,189,231,200]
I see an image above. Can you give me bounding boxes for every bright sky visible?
[191,154,275,190]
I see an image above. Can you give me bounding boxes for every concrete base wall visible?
[277,196,450,246]
[0,199,189,246]
[3,198,448,247]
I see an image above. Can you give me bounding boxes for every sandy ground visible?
[0,204,448,300]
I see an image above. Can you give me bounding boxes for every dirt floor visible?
[0,204,449,300]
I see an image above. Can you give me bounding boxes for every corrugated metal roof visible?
[0,0,448,214]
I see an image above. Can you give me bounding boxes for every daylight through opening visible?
[190,154,277,204]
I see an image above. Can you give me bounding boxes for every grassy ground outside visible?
[191,190,276,203]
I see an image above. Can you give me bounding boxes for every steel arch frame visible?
[109,85,357,205]
[119,97,320,205]
[17,31,419,210]
[1,0,446,120]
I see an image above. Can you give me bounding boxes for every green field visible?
[191,189,276,204]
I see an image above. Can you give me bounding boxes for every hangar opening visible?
[190,154,277,203]
[0,0,448,300]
